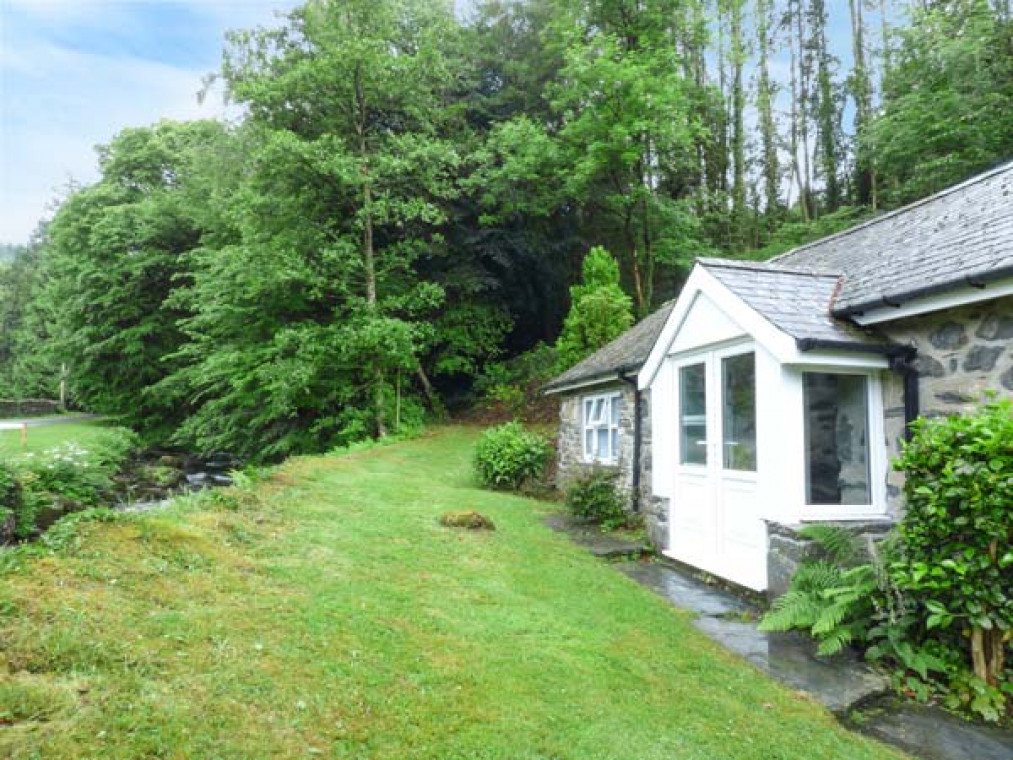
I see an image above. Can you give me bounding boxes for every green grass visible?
[0,428,906,759]
[0,418,112,456]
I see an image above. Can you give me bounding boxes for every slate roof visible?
[543,300,676,393]
[773,160,1013,316]
[544,161,1012,394]
[698,258,892,352]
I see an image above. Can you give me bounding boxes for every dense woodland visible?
[0,0,1010,459]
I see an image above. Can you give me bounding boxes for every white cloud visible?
[0,40,224,242]
[0,0,298,243]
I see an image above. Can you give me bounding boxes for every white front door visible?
[668,345,768,591]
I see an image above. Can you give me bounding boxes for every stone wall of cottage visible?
[556,383,664,543]
[878,295,1013,509]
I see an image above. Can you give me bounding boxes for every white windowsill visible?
[797,511,892,522]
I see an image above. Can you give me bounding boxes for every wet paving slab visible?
[853,700,1013,760]
[546,527,1013,760]
[544,513,649,559]
[618,560,890,713]
[617,560,752,617]
[692,617,889,713]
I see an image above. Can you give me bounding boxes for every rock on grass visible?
[439,511,496,531]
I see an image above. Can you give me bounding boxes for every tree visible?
[864,0,1013,205]
[755,0,781,225]
[0,238,56,399]
[810,0,842,212]
[164,0,465,456]
[548,0,709,314]
[33,121,224,437]
[848,0,875,207]
[726,0,749,244]
[555,247,634,370]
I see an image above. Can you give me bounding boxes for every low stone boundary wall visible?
[0,399,63,418]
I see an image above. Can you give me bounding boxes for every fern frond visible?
[816,626,854,656]
[811,600,852,636]
[797,524,862,565]
[792,560,844,594]
[758,590,820,632]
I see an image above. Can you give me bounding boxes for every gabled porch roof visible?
[639,260,901,391]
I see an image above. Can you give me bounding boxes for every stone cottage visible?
[545,160,1013,594]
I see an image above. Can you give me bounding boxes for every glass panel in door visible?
[721,352,757,471]
[679,363,707,465]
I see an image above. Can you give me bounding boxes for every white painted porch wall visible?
[669,291,745,354]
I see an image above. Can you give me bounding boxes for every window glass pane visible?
[593,398,604,423]
[610,396,622,426]
[584,400,592,424]
[679,363,707,465]
[597,428,609,459]
[722,353,756,471]
[804,373,870,505]
[610,429,618,458]
[585,429,594,457]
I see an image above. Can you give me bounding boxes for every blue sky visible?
[0,0,300,244]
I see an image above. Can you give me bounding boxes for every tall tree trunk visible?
[756,0,780,225]
[878,0,892,89]
[729,0,747,247]
[812,0,839,211]
[796,0,814,219]
[415,365,437,410]
[849,0,874,207]
[356,66,386,438]
[787,0,810,222]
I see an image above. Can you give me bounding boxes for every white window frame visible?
[672,340,758,476]
[581,392,622,464]
[798,367,888,520]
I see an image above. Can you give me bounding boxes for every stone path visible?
[546,514,1013,760]
[543,513,649,559]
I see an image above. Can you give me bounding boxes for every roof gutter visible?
[832,264,1013,319]
[542,361,644,396]
[795,337,897,355]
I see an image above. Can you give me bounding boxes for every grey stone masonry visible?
[879,295,1013,509]
[556,383,662,543]
[766,520,894,599]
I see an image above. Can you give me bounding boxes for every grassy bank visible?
[0,428,904,759]
[0,418,110,456]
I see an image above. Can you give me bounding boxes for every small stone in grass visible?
[439,511,496,531]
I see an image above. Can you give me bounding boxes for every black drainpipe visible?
[889,347,921,441]
[619,368,642,513]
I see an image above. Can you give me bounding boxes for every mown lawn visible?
[0,427,905,759]
[0,418,111,456]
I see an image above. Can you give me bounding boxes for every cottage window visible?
[803,372,871,505]
[582,393,622,463]
[679,363,708,465]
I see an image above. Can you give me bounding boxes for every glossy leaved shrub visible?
[473,421,551,492]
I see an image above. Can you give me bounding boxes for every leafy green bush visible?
[891,399,1013,717]
[473,421,551,491]
[7,426,139,538]
[0,461,22,540]
[565,469,628,531]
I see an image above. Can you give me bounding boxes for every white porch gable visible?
[643,261,892,592]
